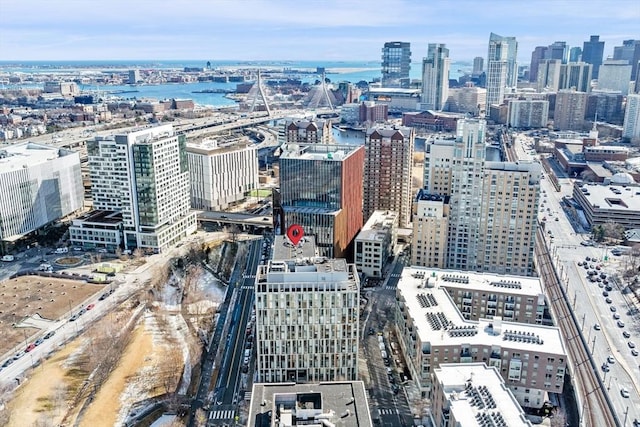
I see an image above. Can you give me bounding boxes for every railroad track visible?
[536,228,618,427]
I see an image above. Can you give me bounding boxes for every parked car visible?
[44,331,55,339]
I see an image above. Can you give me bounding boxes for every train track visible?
[536,228,618,426]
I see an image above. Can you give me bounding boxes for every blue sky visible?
[1,0,639,62]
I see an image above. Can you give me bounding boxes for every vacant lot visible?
[0,276,105,354]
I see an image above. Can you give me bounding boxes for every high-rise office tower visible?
[569,47,583,63]
[0,143,83,241]
[536,59,562,91]
[363,125,414,227]
[82,125,196,251]
[582,35,605,79]
[529,46,548,83]
[381,41,411,88]
[547,41,568,63]
[623,94,640,143]
[473,56,484,76]
[559,62,593,92]
[554,89,588,131]
[254,239,360,383]
[420,43,450,111]
[597,59,633,95]
[447,119,486,271]
[277,143,364,258]
[477,162,541,275]
[613,39,640,79]
[487,33,517,109]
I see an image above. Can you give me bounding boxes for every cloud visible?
[1,0,638,61]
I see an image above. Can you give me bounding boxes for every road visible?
[512,132,640,425]
[199,239,264,426]
[360,253,413,426]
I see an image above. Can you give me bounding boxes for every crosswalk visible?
[379,408,398,415]
[241,284,254,290]
[208,409,235,420]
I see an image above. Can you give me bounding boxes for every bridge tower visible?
[305,72,336,111]
[246,69,271,116]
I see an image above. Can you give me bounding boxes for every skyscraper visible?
[420,43,450,111]
[559,62,593,92]
[447,119,486,271]
[529,46,548,83]
[363,125,414,227]
[254,238,360,383]
[277,143,364,258]
[473,56,484,76]
[421,119,540,275]
[597,59,633,95]
[487,33,517,109]
[381,41,411,88]
[78,125,196,251]
[536,59,562,92]
[582,35,605,79]
[623,94,640,143]
[613,39,640,79]
[554,89,588,131]
[569,46,583,63]
[547,41,568,63]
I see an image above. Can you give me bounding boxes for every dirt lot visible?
[0,276,105,355]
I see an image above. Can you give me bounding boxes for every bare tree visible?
[133,248,145,261]
[195,408,207,427]
[549,407,568,427]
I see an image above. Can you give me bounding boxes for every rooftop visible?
[74,210,123,224]
[272,235,318,261]
[247,382,372,427]
[435,363,532,427]
[0,142,73,172]
[356,210,397,242]
[280,143,361,162]
[398,267,563,353]
[575,182,640,211]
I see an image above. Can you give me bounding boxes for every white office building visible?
[598,59,633,95]
[421,43,450,111]
[0,143,83,242]
[354,210,398,278]
[623,94,640,143]
[254,239,360,383]
[71,125,196,252]
[187,138,259,211]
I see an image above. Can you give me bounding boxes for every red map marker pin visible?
[286,224,304,246]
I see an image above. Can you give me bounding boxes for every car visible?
[607,355,615,364]
[69,314,79,322]
[617,320,625,327]
[368,328,375,335]
[44,331,55,339]
[1,359,13,368]
[632,349,639,356]
[605,298,612,304]
[613,313,621,320]
[72,247,83,251]
[610,306,617,312]
[629,342,637,349]
[603,291,609,297]
[13,351,25,360]
[623,331,631,338]
[594,324,601,330]
[601,363,610,372]
[99,293,109,300]
[86,303,95,310]
[25,343,36,352]
[97,248,108,254]
[621,387,630,398]
[34,338,44,346]
[78,308,87,315]
[605,285,613,291]
[586,256,591,261]
[577,261,583,266]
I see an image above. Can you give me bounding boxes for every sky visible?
[1,0,639,63]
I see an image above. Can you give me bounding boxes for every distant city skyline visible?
[1,0,639,63]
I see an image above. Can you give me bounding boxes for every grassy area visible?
[247,188,272,198]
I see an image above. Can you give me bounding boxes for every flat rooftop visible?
[256,257,359,293]
[356,210,397,242]
[435,363,532,427]
[577,183,640,211]
[280,143,361,162]
[398,267,564,353]
[247,382,372,427]
[272,235,318,261]
[0,142,72,172]
[75,210,123,224]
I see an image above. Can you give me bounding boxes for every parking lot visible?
[0,275,105,355]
